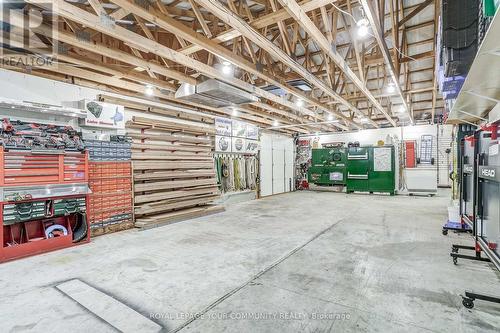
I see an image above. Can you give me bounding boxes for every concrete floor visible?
[1,190,499,332]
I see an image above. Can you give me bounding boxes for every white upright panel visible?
[259,133,273,197]
[284,137,295,192]
[272,136,285,194]
[259,133,295,196]
[437,124,454,187]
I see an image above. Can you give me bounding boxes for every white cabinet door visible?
[259,133,273,197]
[284,137,295,192]
[272,137,285,194]
[260,133,295,196]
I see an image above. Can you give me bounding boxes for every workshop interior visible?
[0,0,499,332]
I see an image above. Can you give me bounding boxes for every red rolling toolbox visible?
[0,148,90,263]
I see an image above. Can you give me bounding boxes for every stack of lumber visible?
[127,115,223,229]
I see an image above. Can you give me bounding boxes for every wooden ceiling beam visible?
[399,0,434,26]
[277,0,392,127]
[87,0,106,16]
[188,0,213,38]
[360,0,414,124]
[179,0,335,55]
[193,0,366,127]
[57,52,177,91]
[109,0,355,129]
[2,55,169,98]
[32,23,193,84]
[33,0,343,129]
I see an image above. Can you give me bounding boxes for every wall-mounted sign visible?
[232,120,247,138]
[215,117,260,154]
[232,137,246,153]
[246,124,259,140]
[215,117,232,136]
[81,100,125,129]
[245,139,259,154]
[215,135,231,153]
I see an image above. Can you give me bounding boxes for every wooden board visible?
[132,161,214,170]
[135,205,225,230]
[133,170,217,181]
[134,194,219,215]
[134,186,219,204]
[134,178,216,192]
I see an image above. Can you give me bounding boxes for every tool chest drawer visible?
[0,148,88,186]
[53,198,86,216]
[2,201,48,225]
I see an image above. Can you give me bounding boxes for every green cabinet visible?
[346,146,395,195]
[308,148,347,186]
[346,147,370,192]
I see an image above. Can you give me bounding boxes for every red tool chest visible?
[0,148,90,263]
[0,148,88,186]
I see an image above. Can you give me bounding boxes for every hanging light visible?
[273,120,279,127]
[296,99,304,107]
[232,107,238,116]
[145,84,154,96]
[357,24,368,37]
[222,63,233,75]
[327,114,334,121]
[356,18,369,38]
[386,82,396,94]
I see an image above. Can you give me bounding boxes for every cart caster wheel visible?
[453,257,458,265]
[462,298,474,309]
[442,229,448,235]
[452,247,458,253]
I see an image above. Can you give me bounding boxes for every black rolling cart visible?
[450,125,500,309]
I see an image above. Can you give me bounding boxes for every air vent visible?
[175,79,259,108]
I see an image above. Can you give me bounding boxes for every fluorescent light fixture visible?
[296,99,304,107]
[145,85,154,96]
